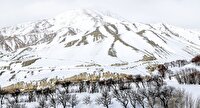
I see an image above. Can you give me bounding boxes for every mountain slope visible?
[0,9,200,87]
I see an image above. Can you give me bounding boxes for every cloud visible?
[0,0,199,29]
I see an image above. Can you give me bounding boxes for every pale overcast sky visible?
[0,0,199,29]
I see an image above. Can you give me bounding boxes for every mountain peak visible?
[55,9,104,19]
[50,9,105,31]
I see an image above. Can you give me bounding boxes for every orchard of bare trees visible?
[0,73,199,108]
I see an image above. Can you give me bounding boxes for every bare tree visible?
[79,81,85,93]
[5,97,24,108]
[96,90,112,108]
[63,81,71,93]
[91,82,98,93]
[38,95,48,108]
[158,86,175,108]
[168,89,185,108]
[57,89,71,108]
[135,92,145,108]
[48,92,57,108]
[112,88,129,108]
[82,95,92,105]
[69,94,79,108]
[138,88,155,108]
[175,74,182,84]
[185,93,194,108]
[195,98,200,108]
[11,89,20,103]
[27,91,36,102]
[0,87,7,108]
[127,90,137,108]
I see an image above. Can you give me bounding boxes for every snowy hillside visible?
[0,9,200,87]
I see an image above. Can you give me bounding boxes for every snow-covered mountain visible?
[0,9,200,87]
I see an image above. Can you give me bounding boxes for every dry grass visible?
[2,72,132,93]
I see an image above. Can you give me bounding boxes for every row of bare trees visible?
[163,55,200,69]
[164,60,189,68]
[175,68,200,84]
[0,87,80,108]
[95,80,200,108]
[0,73,200,108]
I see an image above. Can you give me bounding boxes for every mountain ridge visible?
[0,9,200,87]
